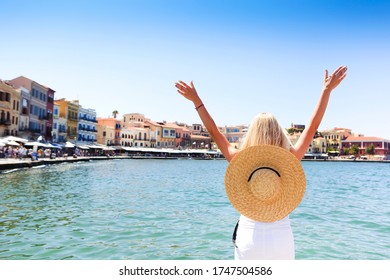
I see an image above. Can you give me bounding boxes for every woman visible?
[175,66,347,259]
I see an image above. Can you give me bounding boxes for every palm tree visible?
[112,110,119,118]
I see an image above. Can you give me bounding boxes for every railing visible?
[78,127,97,132]
[0,119,11,126]
[78,116,98,122]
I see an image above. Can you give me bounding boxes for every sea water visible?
[0,159,389,260]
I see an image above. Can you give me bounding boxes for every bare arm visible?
[291,66,348,160]
[175,81,238,162]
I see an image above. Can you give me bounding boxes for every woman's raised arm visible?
[175,80,238,161]
[291,66,348,160]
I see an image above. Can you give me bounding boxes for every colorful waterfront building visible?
[223,124,248,149]
[97,117,122,146]
[188,123,212,149]
[190,134,211,149]
[341,136,390,156]
[166,122,191,149]
[307,137,327,154]
[0,81,20,137]
[8,76,55,141]
[96,123,115,146]
[18,87,30,137]
[45,87,55,141]
[55,98,79,143]
[144,120,174,148]
[78,107,97,144]
[53,102,67,143]
[321,127,352,152]
[121,124,150,148]
[123,113,146,126]
[161,122,177,149]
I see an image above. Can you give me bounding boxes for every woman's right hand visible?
[175,80,202,105]
[323,66,347,92]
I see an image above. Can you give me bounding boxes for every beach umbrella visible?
[45,143,58,149]
[0,142,5,147]
[5,140,20,146]
[24,141,47,147]
[2,136,28,143]
[87,145,104,149]
[65,142,75,148]
[77,145,90,150]
[50,143,63,149]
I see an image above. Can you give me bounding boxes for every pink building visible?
[166,122,191,148]
[341,136,390,156]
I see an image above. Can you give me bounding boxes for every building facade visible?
[45,87,55,141]
[322,128,352,152]
[122,113,146,127]
[55,98,79,143]
[0,81,20,137]
[341,136,390,156]
[96,124,115,146]
[53,102,68,143]
[18,87,30,138]
[307,137,327,154]
[78,107,97,144]
[8,76,55,141]
[96,117,121,146]
[121,126,150,148]
[223,124,247,149]
[144,121,162,148]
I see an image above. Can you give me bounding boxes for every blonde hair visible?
[240,113,291,150]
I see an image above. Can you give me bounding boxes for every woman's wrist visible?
[195,103,204,110]
[193,98,203,108]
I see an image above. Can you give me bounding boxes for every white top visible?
[239,214,291,229]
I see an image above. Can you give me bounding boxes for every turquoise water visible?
[0,159,389,260]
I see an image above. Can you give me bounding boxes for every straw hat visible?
[224,145,306,222]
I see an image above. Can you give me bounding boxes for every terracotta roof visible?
[144,120,162,127]
[191,135,210,140]
[344,136,385,141]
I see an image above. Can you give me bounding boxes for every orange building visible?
[96,117,121,146]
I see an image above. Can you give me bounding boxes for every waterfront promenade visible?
[0,156,127,172]
[1,154,389,173]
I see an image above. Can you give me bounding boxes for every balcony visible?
[79,116,98,122]
[0,119,11,126]
[78,127,97,132]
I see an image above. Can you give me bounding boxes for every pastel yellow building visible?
[0,81,20,137]
[322,127,352,152]
[55,98,79,142]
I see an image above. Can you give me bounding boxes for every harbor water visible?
[0,159,389,260]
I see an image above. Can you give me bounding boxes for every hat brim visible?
[224,145,306,222]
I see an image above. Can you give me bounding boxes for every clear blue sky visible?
[1,0,389,139]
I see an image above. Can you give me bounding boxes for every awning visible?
[1,136,29,143]
[5,140,20,146]
[24,142,47,147]
[77,145,90,150]
[87,145,104,149]
[64,142,75,148]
